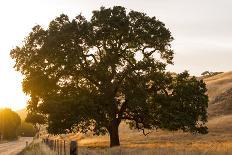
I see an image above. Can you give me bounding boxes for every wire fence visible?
[42,138,78,155]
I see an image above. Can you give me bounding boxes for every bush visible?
[18,122,36,137]
[0,108,21,140]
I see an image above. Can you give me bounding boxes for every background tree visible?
[0,108,21,140]
[11,6,208,147]
[25,112,46,133]
[18,121,36,137]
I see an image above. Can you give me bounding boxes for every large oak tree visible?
[11,6,208,147]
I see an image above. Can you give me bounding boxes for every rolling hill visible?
[204,71,232,118]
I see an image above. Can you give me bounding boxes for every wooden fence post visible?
[70,141,78,155]
[64,140,66,155]
[53,139,57,152]
[58,140,60,155]
[48,139,51,149]
[51,140,54,151]
[48,139,50,148]
[43,138,79,155]
[60,140,62,155]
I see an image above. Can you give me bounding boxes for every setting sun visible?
[0,0,94,110]
[0,0,82,110]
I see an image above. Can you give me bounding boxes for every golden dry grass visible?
[77,142,232,155]
[204,71,232,101]
[203,72,232,118]
[53,116,232,155]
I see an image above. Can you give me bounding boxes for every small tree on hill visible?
[11,6,208,147]
[201,71,223,78]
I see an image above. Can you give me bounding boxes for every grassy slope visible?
[204,71,232,118]
[205,71,232,101]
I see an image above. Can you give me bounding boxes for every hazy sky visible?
[0,0,231,110]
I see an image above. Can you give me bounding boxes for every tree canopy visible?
[0,108,21,140]
[11,6,208,147]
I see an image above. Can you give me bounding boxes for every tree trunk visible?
[109,121,120,147]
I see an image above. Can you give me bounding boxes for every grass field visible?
[44,114,231,155]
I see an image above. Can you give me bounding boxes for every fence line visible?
[42,138,78,155]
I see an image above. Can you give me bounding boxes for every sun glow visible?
[0,0,232,110]
[0,0,52,110]
[0,0,90,110]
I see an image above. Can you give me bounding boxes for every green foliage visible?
[11,6,208,146]
[0,108,21,140]
[18,121,36,137]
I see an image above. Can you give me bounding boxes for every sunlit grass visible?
[42,118,232,155]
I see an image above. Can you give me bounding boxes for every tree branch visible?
[121,115,153,136]
[84,54,98,63]
[117,99,129,121]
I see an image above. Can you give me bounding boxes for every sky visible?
[0,0,231,110]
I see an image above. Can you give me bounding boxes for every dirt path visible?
[0,137,33,155]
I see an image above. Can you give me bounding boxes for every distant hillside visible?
[204,71,232,118]
[17,109,27,121]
